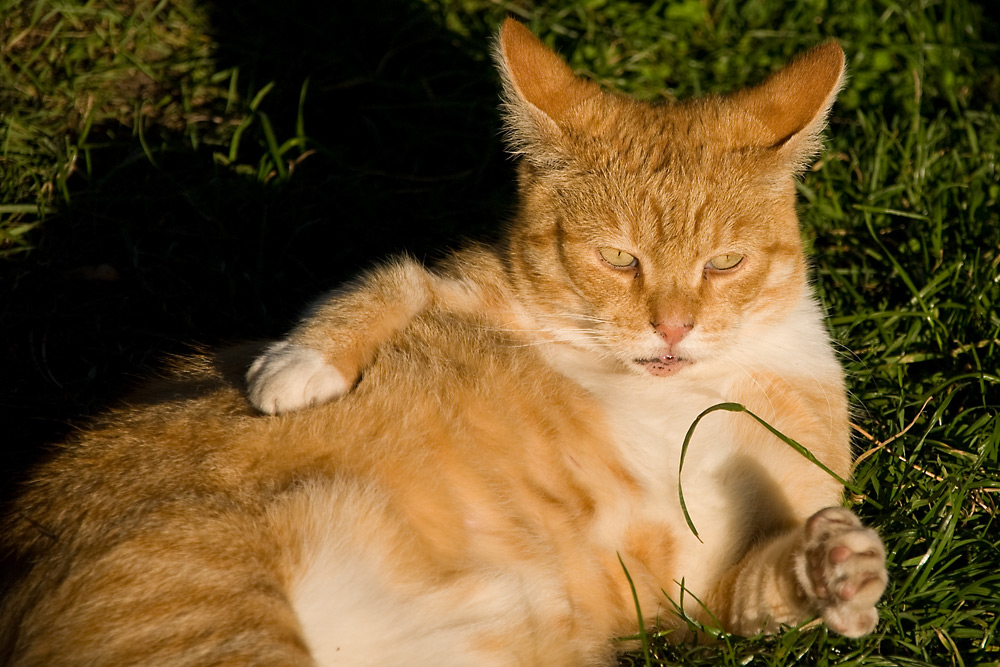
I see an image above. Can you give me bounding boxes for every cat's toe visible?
[802,507,888,638]
[246,341,351,415]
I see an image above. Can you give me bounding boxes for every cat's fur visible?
[1,20,887,666]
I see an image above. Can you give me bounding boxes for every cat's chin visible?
[635,356,691,377]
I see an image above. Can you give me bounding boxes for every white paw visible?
[800,507,888,638]
[246,341,350,415]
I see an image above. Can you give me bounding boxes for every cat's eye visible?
[706,253,744,271]
[598,247,638,269]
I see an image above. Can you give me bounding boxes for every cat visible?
[1,19,887,666]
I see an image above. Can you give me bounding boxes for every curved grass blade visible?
[678,402,854,540]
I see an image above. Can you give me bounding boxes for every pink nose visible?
[653,322,692,347]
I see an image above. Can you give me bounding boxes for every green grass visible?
[2,0,998,665]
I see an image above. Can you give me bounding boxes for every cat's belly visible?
[284,482,602,667]
[283,422,741,667]
[278,324,837,662]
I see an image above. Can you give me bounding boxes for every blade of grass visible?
[678,402,853,540]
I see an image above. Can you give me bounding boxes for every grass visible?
[2,0,998,664]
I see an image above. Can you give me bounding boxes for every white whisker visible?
[719,349,779,418]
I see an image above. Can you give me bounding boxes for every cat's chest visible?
[551,351,735,494]
[598,376,738,515]
[549,349,753,570]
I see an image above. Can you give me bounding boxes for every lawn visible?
[1,0,998,664]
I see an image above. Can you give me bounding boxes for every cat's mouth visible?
[635,355,691,377]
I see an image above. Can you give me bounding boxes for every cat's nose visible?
[652,322,693,347]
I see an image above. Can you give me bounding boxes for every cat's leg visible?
[247,258,479,415]
[247,258,434,414]
[709,507,887,638]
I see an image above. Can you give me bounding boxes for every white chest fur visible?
[546,293,844,601]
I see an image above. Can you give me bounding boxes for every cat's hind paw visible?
[247,341,351,415]
[800,507,888,638]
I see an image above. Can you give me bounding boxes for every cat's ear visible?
[731,42,846,170]
[494,19,600,163]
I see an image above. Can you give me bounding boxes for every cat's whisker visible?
[799,363,839,432]
[493,312,596,328]
[493,327,607,340]
[504,332,618,348]
[721,352,780,418]
[532,312,615,325]
[490,320,617,343]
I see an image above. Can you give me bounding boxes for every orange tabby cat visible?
[2,20,887,666]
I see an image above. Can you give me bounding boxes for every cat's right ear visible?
[494,19,600,164]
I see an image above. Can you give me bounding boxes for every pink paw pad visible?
[801,507,888,638]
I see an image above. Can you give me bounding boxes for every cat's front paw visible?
[247,341,351,415]
[801,507,888,638]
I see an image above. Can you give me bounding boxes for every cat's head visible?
[496,19,844,378]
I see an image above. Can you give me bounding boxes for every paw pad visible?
[802,507,888,638]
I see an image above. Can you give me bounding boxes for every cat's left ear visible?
[732,42,846,170]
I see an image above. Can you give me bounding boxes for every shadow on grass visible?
[0,1,514,491]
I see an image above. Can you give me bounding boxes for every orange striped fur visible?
[2,20,886,665]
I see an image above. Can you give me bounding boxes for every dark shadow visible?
[0,2,514,496]
[122,341,268,409]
